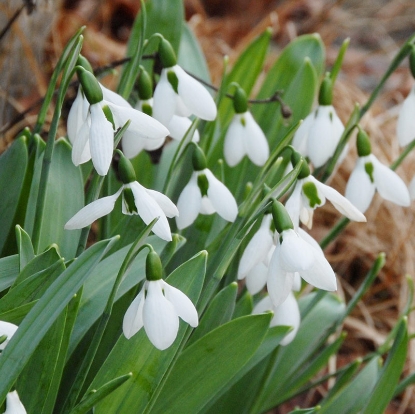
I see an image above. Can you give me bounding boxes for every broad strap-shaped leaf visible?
[0,236,118,403]
[16,225,35,271]
[0,255,19,293]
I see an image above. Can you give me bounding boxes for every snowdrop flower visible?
[65,151,178,241]
[152,38,217,126]
[409,176,415,199]
[396,85,415,147]
[0,321,17,351]
[123,250,198,350]
[224,86,269,166]
[3,391,27,414]
[292,75,345,168]
[253,292,300,345]
[176,145,238,229]
[267,200,336,307]
[285,155,366,229]
[345,129,410,213]
[68,66,169,175]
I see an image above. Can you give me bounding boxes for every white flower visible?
[285,175,366,229]
[224,111,269,167]
[345,154,410,213]
[0,321,18,351]
[65,182,178,241]
[123,279,198,350]
[68,86,169,175]
[267,228,337,307]
[152,65,217,126]
[409,175,415,199]
[292,105,345,168]
[396,86,415,147]
[176,169,238,229]
[3,391,27,414]
[253,292,300,346]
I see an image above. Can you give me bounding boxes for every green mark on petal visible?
[141,102,153,117]
[302,181,322,208]
[167,70,179,94]
[122,187,138,214]
[364,162,375,183]
[240,116,246,127]
[197,173,209,197]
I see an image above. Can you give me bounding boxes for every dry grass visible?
[1,0,415,412]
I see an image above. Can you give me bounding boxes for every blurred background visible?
[1,0,415,412]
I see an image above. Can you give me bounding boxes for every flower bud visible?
[146,250,163,281]
[76,66,103,105]
[271,199,294,233]
[318,73,333,106]
[116,149,137,184]
[77,55,94,73]
[137,69,153,100]
[356,128,371,157]
[192,145,207,171]
[233,86,248,114]
[159,38,177,68]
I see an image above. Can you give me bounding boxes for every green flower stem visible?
[330,38,350,84]
[33,27,85,136]
[32,36,84,253]
[390,139,415,170]
[62,228,156,413]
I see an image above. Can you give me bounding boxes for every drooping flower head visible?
[3,390,27,414]
[345,128,410,213]
[65,150,178,241]
[285,151,366,229]
[292,74,346,168]
[176,145,238,229]
[123,248,198,350]
[152,37,217,127]
[224,85,269,167]
[267,200,337,307]
[68,60,169,175]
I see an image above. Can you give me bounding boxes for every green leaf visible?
[0,255,19,292]
[35,139,85,259]
[178,22,211,82]
[187,282,237,346]
[0,236,118,403]
[0,301,36,324]
[0,136,28,256]
[150,313,272,414]
[89,251,207,414]
[70,374,132,414]
[319,357,380,414]
[361,318,408,414]
[15,225,35,271]
[233,290,253,319]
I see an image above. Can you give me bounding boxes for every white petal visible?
[143,280,179,350]
[64,190,121,230]
[224,115,246,167]
[297,227,322,252]
[279,229,315,272]
[311,176,366,222]
[176,174,202,229]
[5,391,27,414]
[397,87,415,147]
[123,288,145,339]
[0,321,18,350]
[168,115,199,142]
[237,215,273,279]
[146,189,179,218]
[307,106,342,168]
[175,65,217,121]
[292,272,302,291]
[67,88,87,145]
[272,292,301,345]
[71,118,91,166]
[200,196,216,215]
[300,246,337,291]
[163,281,198,327]
[152,70,177,126]
[252,295,273,315]
[129,182,172,241]
[101,83,132,108]
[267,247,294,307]
[204,169,238,222]
[107,102,170,141]
[243,112,269,166]
[409,176,415,200]
[245,262,268,294]
[89,104,114,176]
[285,182,303,229]
[291,112,314,157]
[372,156,411,207]
[121,130,146,159]
[345,158,376,213]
